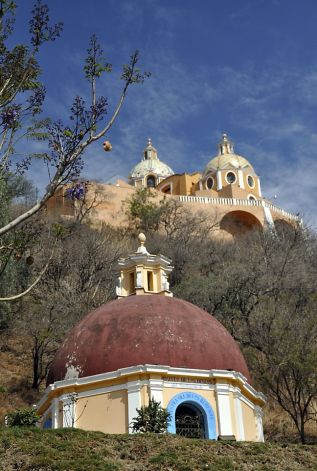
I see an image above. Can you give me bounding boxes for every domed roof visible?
[130,158,174,179]
[47,295,251,385]
[129,138,174,180]
[203,134,254,176]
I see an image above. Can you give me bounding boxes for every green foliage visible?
[131,398,170,434]
[1,428,317,471]
[171,227,317,444]
[84,34,112,82]
[7,407,40,426]
[125,188,171,233]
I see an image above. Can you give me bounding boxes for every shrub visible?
[131,398,170,433]
[6,407,40,427]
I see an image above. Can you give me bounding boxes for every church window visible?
[147,271,154,291]
[129,272,135,294]
[248,175,255,188]
[248,195,256,201]
[206,177,214,190]
[226,172,236,184]
[147,175,156,188]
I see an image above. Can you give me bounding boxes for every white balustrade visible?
[176,196,298,221]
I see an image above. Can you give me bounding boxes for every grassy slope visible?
[1,428,317,471]
[0,332,41,423]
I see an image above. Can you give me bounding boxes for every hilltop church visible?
[46,133,299,235]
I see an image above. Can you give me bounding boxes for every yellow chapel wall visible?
[75,390,128,434]
[241,401,257,441]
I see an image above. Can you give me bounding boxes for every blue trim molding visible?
[167,391,217,439]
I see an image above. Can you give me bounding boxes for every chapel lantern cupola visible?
[116,233,173,298]
[144,138,158,160]
[218,133,234,155]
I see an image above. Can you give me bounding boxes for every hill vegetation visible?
[1,188,317,443]
[1,428,317,471]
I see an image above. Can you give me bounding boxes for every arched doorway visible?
[175,402,205,438]
[167,392,216,439]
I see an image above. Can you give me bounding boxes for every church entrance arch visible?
[175,402,205,438]
[167,392,216,440]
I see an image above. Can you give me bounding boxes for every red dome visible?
[47,296,251,385]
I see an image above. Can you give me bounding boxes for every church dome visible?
[203,134,255,176]
[47,295,251,385]
[129,138,174,182]
[130,158,174,179]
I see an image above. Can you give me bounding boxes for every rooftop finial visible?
[137,233,148,254]
[218,133,234,155]
[147,137,152,147]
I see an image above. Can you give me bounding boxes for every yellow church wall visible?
[195,188,219,197]
[46,180,298,238]
[75,390,128,434]
[241,174,261,198]
[241,401,257,441]
[218,184,234,198]
[156,173,201,196]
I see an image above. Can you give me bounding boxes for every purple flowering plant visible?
[65,182,86,200]
[0,0,149,244]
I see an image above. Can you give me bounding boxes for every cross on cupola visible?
[115,233,174,298]
[218,133,234,155]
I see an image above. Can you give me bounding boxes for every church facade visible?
[46,133,300,237]
[37,234,265,441]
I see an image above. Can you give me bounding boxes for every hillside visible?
[1,428,317,471]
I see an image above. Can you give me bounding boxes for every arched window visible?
[247,175,255,188]
[226,171,236,184]
[206,177,214,190]
[147,175,156,188]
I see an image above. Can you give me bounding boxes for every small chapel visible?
[37,234,265,441]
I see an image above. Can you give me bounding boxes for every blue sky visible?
[14,0,317,227]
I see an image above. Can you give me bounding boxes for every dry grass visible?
[1,428,317,471]
[0,332,41,423]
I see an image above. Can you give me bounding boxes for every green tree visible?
[173,226,317,443]
[0,1,149,301]
[19,223,131,389]
[0,173,39,328]
[125,188,171,233]
[131,398,170,434]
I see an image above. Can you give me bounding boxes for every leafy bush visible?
[131,398,170,433]
[7,407,40,427]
